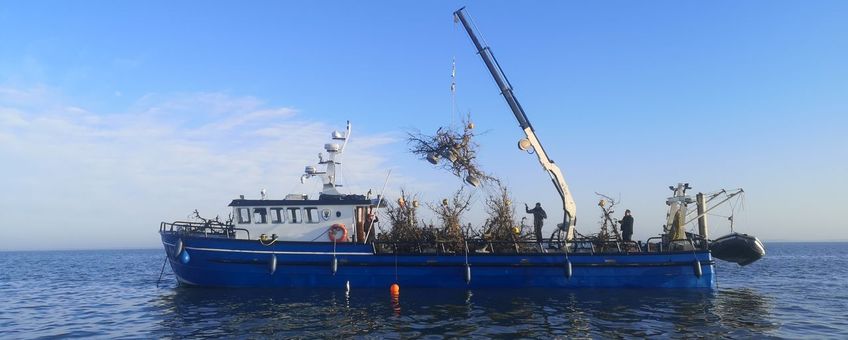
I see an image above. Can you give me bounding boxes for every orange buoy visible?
[327,224,348,242]
[390,283,400,295]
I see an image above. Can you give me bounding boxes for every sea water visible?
[1,243,846,339]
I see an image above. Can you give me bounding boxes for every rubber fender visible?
[174,239,184,258]
[269,254,277,275]
[179,250,190,264]
[693,260,702,278]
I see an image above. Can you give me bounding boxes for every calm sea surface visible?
[1,242,846,339]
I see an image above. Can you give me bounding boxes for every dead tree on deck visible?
[595,192,622,251]
[379,189,425,252]
[478,184,531,253]
[427,187,474,252]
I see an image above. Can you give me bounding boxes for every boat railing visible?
[583,239,642,254]
[374,240,540,255]
[645,235,708,253]
[685,232,709,249]
[668,238,702,252]
[374,239,646,255]
[646,237,665,252]
[616,240,642,254]
[159,221,250,239]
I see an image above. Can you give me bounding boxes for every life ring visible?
[328,224,348,242]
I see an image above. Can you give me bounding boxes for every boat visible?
[710,233,766,266]
[159,122,715,288]
[158,8,762,289]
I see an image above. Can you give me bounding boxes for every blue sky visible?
[1,1,846,250]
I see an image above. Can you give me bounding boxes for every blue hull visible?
[161,233,715,289]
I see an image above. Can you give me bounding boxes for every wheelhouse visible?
[229,194,379,242]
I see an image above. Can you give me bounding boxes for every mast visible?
[301,121,351,196]
[453,7,578,240]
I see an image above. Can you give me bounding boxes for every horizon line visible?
[1,240,847,252]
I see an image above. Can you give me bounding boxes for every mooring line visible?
[156,256,168,288]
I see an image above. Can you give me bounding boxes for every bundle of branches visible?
[190,209,233,226]
[479,184,529,253]
[188,210,234,236]
[378,189,425,252]
[407,117,496,187]
[592,193,623,252]
[427,188,474,253]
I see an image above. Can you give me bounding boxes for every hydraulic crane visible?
[454,8,578,241]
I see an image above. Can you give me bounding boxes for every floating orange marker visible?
[390,283,401,315]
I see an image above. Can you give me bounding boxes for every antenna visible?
[301,121,352,196]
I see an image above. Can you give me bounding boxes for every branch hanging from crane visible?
[407,115,498,187]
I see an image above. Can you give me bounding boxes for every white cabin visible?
[229,194,380,242]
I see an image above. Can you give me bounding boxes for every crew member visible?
[525,202,547,242]
[621,209,634,242]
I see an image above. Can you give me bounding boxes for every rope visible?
[259,236,278,246]
[394,244,399,282]
[707,212,731,219]
[155,256,168,288]
[464,241,470,266]
[451,57,457,127]
[310,227,331,242]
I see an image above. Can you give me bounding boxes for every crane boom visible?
[454,7,577,240]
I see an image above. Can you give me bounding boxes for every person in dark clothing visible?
[525,202,547,242]
[620,209,634,242]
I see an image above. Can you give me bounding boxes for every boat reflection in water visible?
[151,286,777,338]
[713,288,779,333]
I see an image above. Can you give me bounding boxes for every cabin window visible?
[287,207,302,223]
[237,208,251,224]
[270,208,285,224]
[253,208,267,224]
[305,207,320,223]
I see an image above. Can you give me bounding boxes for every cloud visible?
[0,107,28,127]
[0,86,401,250]
[198,107,297,133]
